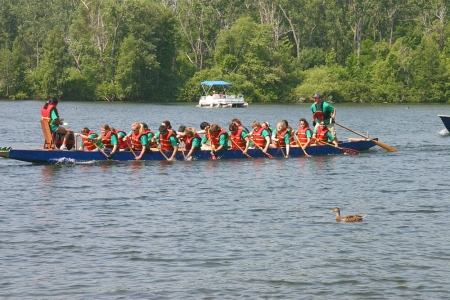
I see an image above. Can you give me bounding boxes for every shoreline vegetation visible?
[1,1,450,104]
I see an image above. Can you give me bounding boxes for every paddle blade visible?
[341,147,359,155]
[211,151,217,160]
[373,140,398,152]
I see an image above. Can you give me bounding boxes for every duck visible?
[330,207,364,222]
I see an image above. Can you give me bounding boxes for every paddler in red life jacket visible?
[40,97,73,150]
[248,121,271,154]
[229,123,250,154]
[110,126,128,150]
[126,122,151,160]
[162,120,178,137]
[313,121,338,147]
[178,126,202,158]
[272,121,291,157]
[154,125,178,161]
[311,93,337,139]
[296,118,313,149]
[75,127,104,151]
[281,119,296,145]
[92,124,119,158]
[202,124,229,152]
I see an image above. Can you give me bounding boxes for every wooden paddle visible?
[94,143,111,159]
[207,129,217,160]
[229,138,252,159]
[318,141,359,155]
[125,140,138,159]
[275,140,287,158]
[294,137,311,157]
[250,137,274,158]
[157,144,170,161]
[335,122,398,152]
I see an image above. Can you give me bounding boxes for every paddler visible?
[311,93,337,139]
[296,118,313,149]
[203,124,228,152]
[93,124,119,158]
[40,97,73,150]
[229,123,250,154]
[154,125,178,161]
[76,127,104,151]
[313,121,338,147]
[272,121,291,157]
[126,122,151,160]
[248,121,271,154]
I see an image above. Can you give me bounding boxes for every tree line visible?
[0,0,449,103]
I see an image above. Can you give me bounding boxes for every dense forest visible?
[0,0,449,103]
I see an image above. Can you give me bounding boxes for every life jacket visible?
[316,126,330,144]
[209,129,228,149]
[141,129,158,148]
[160,131,176,151]
[183,134,201,150]
[81,131,98,151]
[275,129,289,148]
[230,129,246,150]
[313,103,331,121]
[297,126,312,146]
[113,129,128,149]
[131,131,147,151]
[41,104,58,122]
[252,127,268,148]
[101,130,118,149]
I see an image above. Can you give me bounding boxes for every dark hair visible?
[159,125,168,134]
[281,119,288,126]
[229,123,238,131]
[141,122,148,130]
[43,97,58,109]
[210,124,220,133]
[162,120,172,129]
[299,118,309,127]
[200,122,210,130]
[231,118,241,125]
[178,125,186,132]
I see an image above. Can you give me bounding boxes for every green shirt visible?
[49,109,59,132]
[311,102,335,125]
[202,133,229,148]
[156,132,178,147]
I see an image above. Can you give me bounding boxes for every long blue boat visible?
[0,139,377,164]
[438,115,450,132]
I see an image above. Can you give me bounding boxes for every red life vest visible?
[81,131,98,151]
[230,129,246,150]
[297,126,312,146]
[182,134,201,150]
[209,129,228,149]
[275,129,289,148]
[113,129,128,149]
[160,131,176,151]
[316,126,330,144]
[41,104,58,122]
[131,131,147,151]
[101,130,117,149]
[252,127,268,148]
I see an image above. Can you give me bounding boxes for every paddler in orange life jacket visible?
[280,119,296,145]
[313,121,338,147]
[202,124,229,152]
[141,123,157,148]
[272,121,291,157]
[178,126,202,158]
[91,124,119,158]
[40,97,72,150]
[296,118,313,149]
[311,93,337,139]
[229,123,250,154]
[75,127,104,151]
[248,121,271,154]
[126,122,151,160]
[154,125,178,161]
[110,126,128,150]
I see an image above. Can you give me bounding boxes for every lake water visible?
[1,101,450,299]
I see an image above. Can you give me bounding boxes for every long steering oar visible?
[335,122,398,152]
[230,138,252,159]
[250,138,274,158]
[318,141,359,155]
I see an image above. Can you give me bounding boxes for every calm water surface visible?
[1,101,450,299]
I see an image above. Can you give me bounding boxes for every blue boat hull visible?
[438,115,450,131]
[0,139,377,164]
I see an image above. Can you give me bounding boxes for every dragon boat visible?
[0,138,377,164]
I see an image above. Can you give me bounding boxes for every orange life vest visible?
[275,129,289,148]
[315,126,330,144]
[41,104,58,122]
[252,127,268,148]
[297,126,312,146]
[182,134,201,150]
[160,131,176,151]
[208,129,228,149]
[131,131,147,151]
[101,130,117,149]
[229,129,246,150]
[81,131,98,151]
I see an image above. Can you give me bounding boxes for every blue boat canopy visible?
[201,80,233,86]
